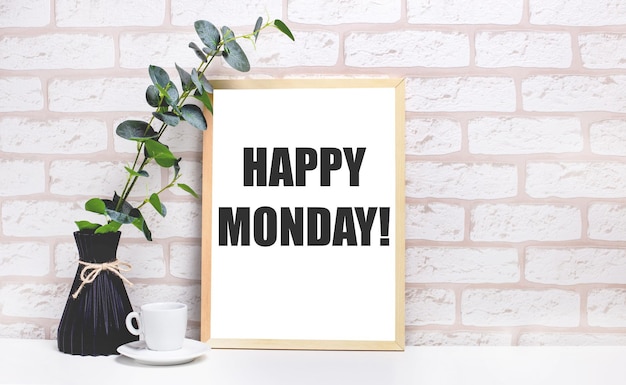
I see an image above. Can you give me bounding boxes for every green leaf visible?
[104,194,140,224]
[274,19,295,41]
[180,104,207,130]
[144,139,177,167]
[149,193,167,217]
[145,85,161,107]
[221,26,250,72]
[124,166,149,178]
[155,81,180,108]
[94,221,122,234]
[106,209,139,224]
[75,220,101,231]
[202,47,221,56]
[192,90,213,114]
[132,215,152,241]
[175,63,193,91]
[188,42,207,62]
[199,73,213,93]
[194,20,221,51]
[190,68,204,94]
[148,65,170,88]
[85,198,106,215]
[178,183,199,199]
[152,111,180,126]
[173,158,181,179]
[116,120,158,141]
[253,16,263,42]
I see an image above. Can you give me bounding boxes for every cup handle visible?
[125,311,141,336]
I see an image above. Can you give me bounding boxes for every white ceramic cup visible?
[125,302,187,351]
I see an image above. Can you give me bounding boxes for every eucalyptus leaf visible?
[132,215,152,241]
[148,65,170,88]
[124,166,149,178]
[180,104,207,130]
[202,47,222,56]
[116,120,158,141]
[106,208,140,224]
[199,74,213,93]
[178,183,199,199]
[85,198,106,215]
[155,81,180,108]
[175,63,193,91]
[75,220,101,231]
[173,158,181,179]
[253,16,263,42]
[222,25,235,40]
[103,194,140,224]
[149,193,167,217]
[152,111,180,126]
[188,42,207,62]
[108,193,132,214]
[145,85,160,107]
[144,139,177,167]
[193,90,213,114]
[190,68,203,94]
[94,221,122,234]
[274,19,295,41]
[221,26,250,72]
[195,20,221,50]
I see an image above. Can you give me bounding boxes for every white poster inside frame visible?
[201,78,405,350]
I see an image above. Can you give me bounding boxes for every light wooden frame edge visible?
[200,78,405,351]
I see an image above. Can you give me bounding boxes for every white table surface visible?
[1,338,626,384]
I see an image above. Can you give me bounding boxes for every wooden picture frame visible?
[200,78,405,350]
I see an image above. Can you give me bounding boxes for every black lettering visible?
[333,207,357,246]
[355,207,376,246]
[295,147,317,186]
[243,147,266,186]
[320,147,342,186]
[281,207,303,245]
[268,148,294,186]
[344,147,366,186]
[219,207,250,245]
[307,207,331,245]
[254,206,277,246]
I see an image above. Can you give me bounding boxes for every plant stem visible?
[116,52,218,213]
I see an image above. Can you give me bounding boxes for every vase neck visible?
[73,231,121,264]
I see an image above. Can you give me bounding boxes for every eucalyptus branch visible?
[76,16,294,241]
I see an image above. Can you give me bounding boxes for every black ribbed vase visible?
[57,231,138,355]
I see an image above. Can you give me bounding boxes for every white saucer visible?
[117,339,210,366]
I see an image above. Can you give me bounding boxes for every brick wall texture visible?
[1,0,626,345]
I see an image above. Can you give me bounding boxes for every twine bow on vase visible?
[72,260,133,299]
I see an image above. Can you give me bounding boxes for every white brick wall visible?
[522,75,626,112]
[529,0,626,26]
[580,34,626,69]
[526,248,626,284]
[345,31,469,68]
[2,0,626,346]
[0,34,115,69]
[0,118,108,154]
[468,117,583,154]
[407,0,523,25]
[406,77,517,112]
[406,162,518,199]
[471,204,582,242]
[475,31,572,68]
[55,0,166,27]
[462,289,580,327]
